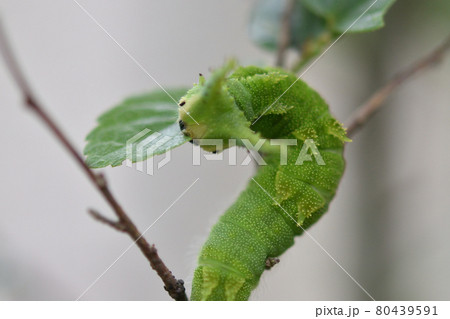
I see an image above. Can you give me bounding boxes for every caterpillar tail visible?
[178,60,348,301]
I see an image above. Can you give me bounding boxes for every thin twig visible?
[88,208,128,232]
[275,0,295,68]
[346,34,450,137]
[265,257,280,270]
[0,19,187,301]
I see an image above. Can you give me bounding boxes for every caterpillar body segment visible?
[178,61,347,300]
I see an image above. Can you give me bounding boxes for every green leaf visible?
[249,0,395,57]
[249,0,327,51]
[84,89,190,168]
[301,0,396,33]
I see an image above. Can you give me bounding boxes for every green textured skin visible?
[178,61,348,301]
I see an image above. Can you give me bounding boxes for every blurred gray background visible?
[0,0,449,300]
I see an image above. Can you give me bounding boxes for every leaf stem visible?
[0,19,188,301]
[275,0,295,68]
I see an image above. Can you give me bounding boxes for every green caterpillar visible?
[178,60,349,300]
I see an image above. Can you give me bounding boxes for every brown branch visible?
[0,19,187,301]
[265,257,280,270]
[275,0,295,68]
[88,208,128,232]
[346,34,450,137]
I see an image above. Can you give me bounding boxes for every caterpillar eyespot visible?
[178,60,349,301]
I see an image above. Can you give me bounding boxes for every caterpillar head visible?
[178,60,254,153]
